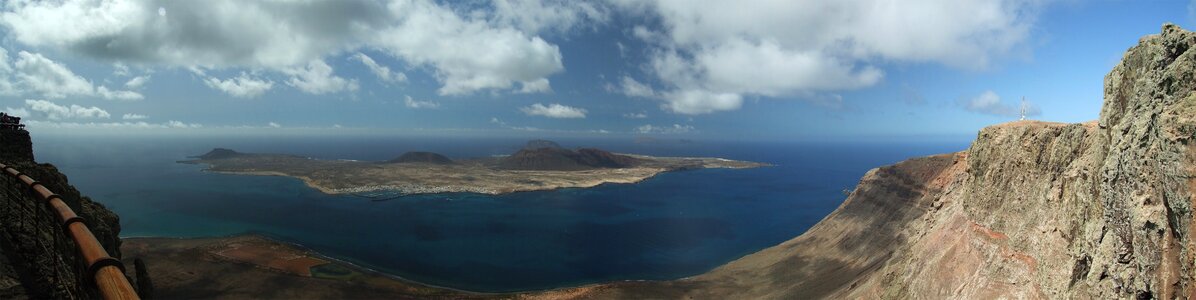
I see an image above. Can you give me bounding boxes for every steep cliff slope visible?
[525,24,1196,299]
[0,130,125,299]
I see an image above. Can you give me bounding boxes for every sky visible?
[0,0,1192,141]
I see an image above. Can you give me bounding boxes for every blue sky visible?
[0,0,1192,141]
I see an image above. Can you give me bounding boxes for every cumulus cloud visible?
[961,90,1041,117]
[203,73,274,98]
[520,103,587,118]
[376,0,563,95]
[353,53,406,83]
[4,107,29,118]
[0,48,143,100]
[489,117,541,131]
[11,50,93,98]
[124,75,150,89]
[490,0,608,34]
[404,96,439,109]
[661,90,742,115]
[0,0,565,95]
[268,122,281,128]
[609,76,656,98]
[24,99,110,120]
[635,124,695,134]
[284,60,358,94]
[167,120,202,128]
[517,78,551,94]
[617,0,1044,114]
[122,113,148,120]
[97,86,144,101]
[490,117,508,126]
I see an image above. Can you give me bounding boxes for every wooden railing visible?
[0,162,139,300]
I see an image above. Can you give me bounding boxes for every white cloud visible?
[268,122,281,128]
[112,63,130,77]
[122,113,148,120]
[0,48,143,100]
[617,0,1044,114]
[167,120,202,128]
[24,99,110,120]
[490,117,507,126]
[284,60,358,94]
[203,73,274,98]
[125,75,150,89]
[353,52,406,83]
[635,124,695,134]
[623,112,647,119]
[404,95,439,109]
[0,0,565,96]
[520,103,587,118]
[490,0,608,34]
[517,78,551,94]
[4,107,29,118]
[961,90,1041,117]
[610,76,656,98]
[489,117,541,131]
[26,120,202,129]
[97,86,144,101]
[661,90,742,115]
[376,0,563,95]
[11,51,93,98]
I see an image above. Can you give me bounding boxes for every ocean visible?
[32,134,967,292]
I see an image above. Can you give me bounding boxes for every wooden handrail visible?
[0,163,139,300]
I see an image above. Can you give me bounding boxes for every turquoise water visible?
[33,135,966,292]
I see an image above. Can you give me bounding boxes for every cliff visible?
[0,129,127,298]
[527,24,1196,299]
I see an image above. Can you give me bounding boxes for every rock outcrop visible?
[528,24,1196,299]
[0,129,33,163]
[386,151,453,165]
[0,134,125,299]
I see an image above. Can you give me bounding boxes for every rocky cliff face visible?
[528,24,1196,299]
[0,129,124,299]
[0,129,33,163]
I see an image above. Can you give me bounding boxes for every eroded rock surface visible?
[525,24,1196,299]
[0,142,123,299]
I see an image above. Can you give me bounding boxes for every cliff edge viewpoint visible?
[0,3,1194,300]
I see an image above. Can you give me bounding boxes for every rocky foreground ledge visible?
[180,145,768,196]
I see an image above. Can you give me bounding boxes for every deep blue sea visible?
[31,134,966,292]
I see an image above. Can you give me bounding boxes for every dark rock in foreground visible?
[387,151,454,165]
[0,128,125,299]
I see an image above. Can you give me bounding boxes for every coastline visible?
[198,158,768,196]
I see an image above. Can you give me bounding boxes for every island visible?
[179,140,769,196]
